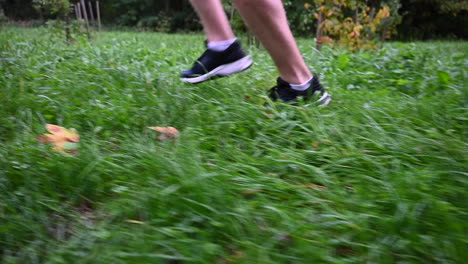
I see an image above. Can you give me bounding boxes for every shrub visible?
[137,14,170,33]
[310,0,401,51]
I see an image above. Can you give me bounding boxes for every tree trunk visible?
[96,1,101,32]
[164,0,170,12]
[65,8,71,44]
[316,11,323,50]
[88,1,95,24]
[381,26,389,43]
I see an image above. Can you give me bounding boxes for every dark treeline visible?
[1,0,467,40]
[397,0,468,40]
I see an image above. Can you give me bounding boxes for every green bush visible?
[397,0,468,40]
[137,14,170,33]
[45,19,88,42]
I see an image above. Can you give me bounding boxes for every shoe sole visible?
[316,91,332,106]
[292,91,332,107]
[181,55,253,84]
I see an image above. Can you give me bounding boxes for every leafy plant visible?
[397,0,468,40]
[311,0,401,51]
[0,7,7,26]
[45,19,88,42]
[137,13,171,33]
[32,0,71,18]
[33,0,89,43]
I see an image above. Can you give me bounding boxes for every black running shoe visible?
[269,76,331,106]
[181,41,253,84]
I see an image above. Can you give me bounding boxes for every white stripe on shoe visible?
[317,91,329,103]
[181,55,253,84]
[304,91,331,107]
[317,92,331,106]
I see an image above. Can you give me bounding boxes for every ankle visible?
[289,76,313,91]
[281,73,313,85]
[207,38,237,52]
[279,65,313,84]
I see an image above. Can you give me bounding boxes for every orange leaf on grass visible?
[148,126,180,141]
[312,141,320,148]
[304,184,328,190]
[312,139,333,148]
[38,124,80,154]
[46,124,80,142]
[125,219,145,224]
[241,189,262,195]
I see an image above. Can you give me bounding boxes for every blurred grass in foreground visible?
[0,27,467,264]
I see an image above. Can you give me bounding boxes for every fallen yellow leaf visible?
[148,126,180,141]
[38,124,80,154]
[46,124,80,143]
[125,219,145,224]
[241,189,262,195]
[304,184,328,190]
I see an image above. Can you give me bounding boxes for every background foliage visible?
[311,0,401,51]
[397,0,468,40]
[0,0,467,39]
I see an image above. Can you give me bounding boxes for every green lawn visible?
[0,27,467,264]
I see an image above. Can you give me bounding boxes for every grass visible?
[0,27,467,264]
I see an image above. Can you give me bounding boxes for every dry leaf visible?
[46,124,79,142]
[241,189,262,195]
[312,139,333,148]
[148,126,180,141]
[38,124,80,154]
[125,219,145,224]
[304,184,328,190]
[312,141,320,148]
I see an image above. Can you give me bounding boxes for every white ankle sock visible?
[207,38,237,52]
[290,76,314,91]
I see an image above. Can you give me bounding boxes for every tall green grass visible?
[0,27,466,264]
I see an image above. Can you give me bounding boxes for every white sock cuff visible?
[290,76,314,91]
[207,38,237,52]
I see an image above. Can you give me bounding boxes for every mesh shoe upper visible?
[269,76,330,105]
[181,41,248,78]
